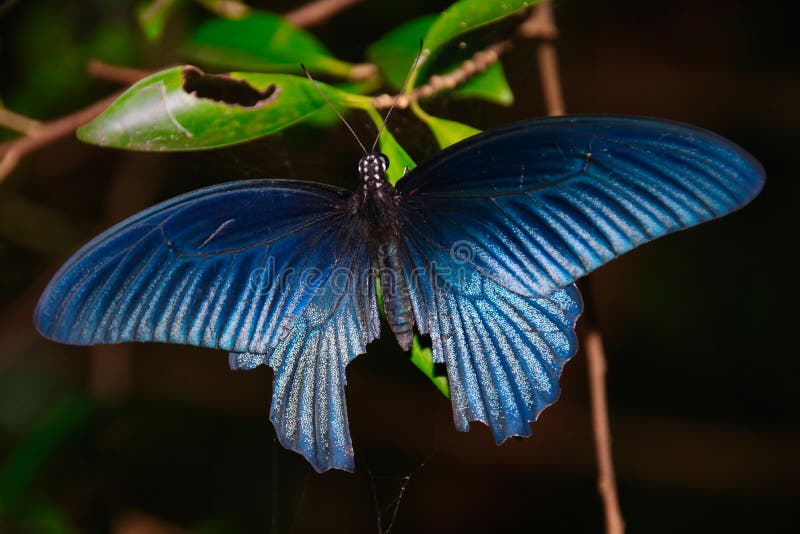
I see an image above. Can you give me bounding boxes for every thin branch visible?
[195,0,250,18]
[586,331,625,534]
[0,93,121,183]
[372,41,513,110]
[371,5,560,110]
[0,0,359,181]
[0,107,43,135]
[532,2,623,532]
[139,0,175,24]
[87,59,153,86]
[284,0,363,28]
[528,2,565,115]
[0,0,565,181]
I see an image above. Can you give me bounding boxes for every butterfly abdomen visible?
[378,241,414,351]
[352,153,414,350]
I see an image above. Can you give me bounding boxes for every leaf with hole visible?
[78,65,364,151]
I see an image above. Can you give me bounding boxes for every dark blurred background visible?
[0,0,797,532]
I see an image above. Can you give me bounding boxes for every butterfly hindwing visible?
[267,225,380,472]
[396,116,765,298]
[399,226,582,440]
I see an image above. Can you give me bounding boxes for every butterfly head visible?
[358,153,389,182]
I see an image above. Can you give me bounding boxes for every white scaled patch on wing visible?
[266,242,380,473]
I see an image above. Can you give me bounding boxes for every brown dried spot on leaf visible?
[181,66,280,108]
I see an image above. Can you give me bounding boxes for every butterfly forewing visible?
[35,180,353,352]
[396,116,765,298]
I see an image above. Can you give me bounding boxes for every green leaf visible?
[427,115,480,148]
[136,0,181,41]
[364,106,415,185]
[368,15,438,89]
[410,336,450,398]
[380,131,415,186]
[375,129,416,187]
[185,11,353,78]
[412,104,480,149]
[453,61,513,105]
[368,14,514,105]
[78,66,367,151]
[424,0,539,53]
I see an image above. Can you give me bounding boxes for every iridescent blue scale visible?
[35,116,765,472]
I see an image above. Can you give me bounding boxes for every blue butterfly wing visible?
[266,225,379,472]
[35,179,380,472]
[396,115,765,297]
[35,179,351,352]
[399,225,582,442]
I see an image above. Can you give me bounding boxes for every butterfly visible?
[34,115,765,472]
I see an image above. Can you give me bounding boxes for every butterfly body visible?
[353,153,400,242]
[352,153,415,350]
[34,116,765,473]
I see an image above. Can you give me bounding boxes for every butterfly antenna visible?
[301,64,368,155]
[371,40,426,153]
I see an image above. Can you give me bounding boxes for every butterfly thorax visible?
[352,153,402,243]
[350,153,414,350]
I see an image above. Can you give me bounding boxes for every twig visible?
[0,0,359,181]
[532,2,623,532]
[371,41,513,110]
[586,330,625,534]
[527,2,565,116]
[371,5,560,110]
[139,0,175,24]
[0,107,43,135]
[87,59,153,86]
[0,0,564,180]
[195,0,250,18]
[284,0,363,28]
[0,93,121,183]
